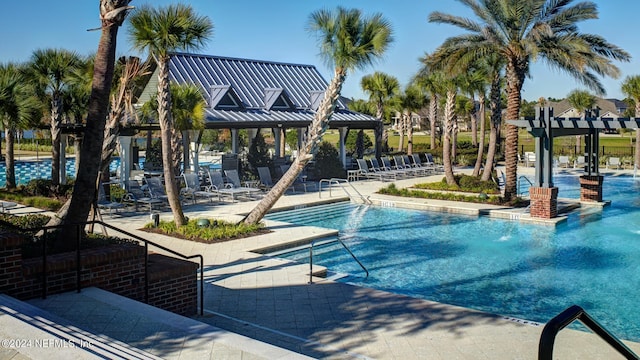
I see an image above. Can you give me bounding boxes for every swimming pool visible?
[266,174,640,341]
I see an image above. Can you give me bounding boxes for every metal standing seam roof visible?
[166,52,379,129]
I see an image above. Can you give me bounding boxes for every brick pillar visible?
[529,187,558,219]
[579,175,603,202]
[0,232,25,294]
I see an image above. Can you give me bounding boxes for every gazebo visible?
[508,107,640,219]
[120,52,381,181]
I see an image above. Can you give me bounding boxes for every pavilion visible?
[508,107,640,219]
[112,53,381,182]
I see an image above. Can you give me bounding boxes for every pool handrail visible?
[308,236,369,284]
[539,304,639,360]
[318,178,371,205]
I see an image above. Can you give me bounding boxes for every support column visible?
[274,127,282,158]
[529,186,559,219]
[118,136,132,185]
[338,127,348,169]
[579,175,603,202]
[231,129,238,154]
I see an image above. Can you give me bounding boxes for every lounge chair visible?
[279,164,316,193]
[224,169,263,200]
[381,156,410,177]
[145,177,170,204]
[369,158,403,180]
[182,172,219,204]
[607,157,621,170]
[424,153,444,172]
[557,156,570,168]
[574,156,586,169]
[393,155,419,176]
[257,167,275,191]
[97,182,124,217]
[357,158,393,181]
[203,169,247,202]
[123,179,164,213]
[403,155,429,176]
[524,152,536,167]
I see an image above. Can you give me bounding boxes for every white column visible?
[60,134,67,185]
[118,136,132,186]
[231,129,238,154]
[339,127,348,169]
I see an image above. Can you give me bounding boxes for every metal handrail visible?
[518,175,534,196]
[308,236,368,284]
[318,178,372,204]
[6,220,205,316]
[539,305,639,360]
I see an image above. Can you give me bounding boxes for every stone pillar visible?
[579,175,603,202]
[529,186,558,219]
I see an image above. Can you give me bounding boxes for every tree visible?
[481,55,504,182]
[566,89,596,115]
[129,4,213,226]
[621,75,640,170]
[414,65,443,150]
[394,84,427,155]
[429,0,630,200]
[243,7,392,225]
[0,63,41,189]
[56,1,134,234]
[27,48,81,188]
[441,76,460,186]
[361,72,400,157]
[171,83,206,173]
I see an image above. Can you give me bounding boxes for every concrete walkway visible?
[4,166,640,359]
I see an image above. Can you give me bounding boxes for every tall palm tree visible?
[429,0,630,200]
[480,54,504,181]
[441,76,461,186]
[414,64,443,150]
[129,4,213,226]
[0,63,42,189]
[621,75,640,170]
[395,84,427,155]
[566,89,596,116]
[243,7,393,225]
[56,0,133,233]
[28,48,81,188]
[361,71,400,157]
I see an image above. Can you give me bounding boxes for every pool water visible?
[266,175,640,341]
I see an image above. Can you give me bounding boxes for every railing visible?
[518,175,534,196]
[318,178,372,204]
[3,220,204,316]
[539,305,639,360]
[308,236,369,284]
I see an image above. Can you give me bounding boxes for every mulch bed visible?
[140,227,272,245]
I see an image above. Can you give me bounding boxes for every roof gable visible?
[209,85,244,109]
[264,88,295,111]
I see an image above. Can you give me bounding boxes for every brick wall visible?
[529,186,559,219]
[579,175,603,202]
[0,231,198,316]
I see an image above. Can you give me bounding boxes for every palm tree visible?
[129,4,213,227]
[480,54,504,181]
[567,89,596,153]
[243,7,393,225]
[0,63,42,189]
[361,71,400,157]
[429,0,630,200]
[27,48,81,188]
[414,64,443,150]
[395,84,427,155]
[56,1,134,233]
[621,75,640,170]
[441,76,461,186]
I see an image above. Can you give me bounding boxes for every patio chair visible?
[574,156,586,169]
[357,158,393,181]
[203,169,247,202]
[607,157,621,170]
[182,172,219,204]
[424,154,444,172]
[393,155,418,176]
[224,169,263,200]
[403,155,429,176]
[279,164,316,193]
[557,156,570,168]
[525,152,536,167]
[369,158,403,180]
[145,177,170,204]
[97,182,125,217]
[412,154,435,173]
[123,179,164,213]
[257,167,275,191]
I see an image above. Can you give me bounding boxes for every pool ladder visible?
[318,178,372,204]
[308,236,369,284]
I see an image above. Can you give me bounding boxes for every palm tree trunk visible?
[243,67,347,225]
[406,111,414,155]
[443,90,456,186]
[481,73,502,181]
[50,97,62,187]
[429,95,437,149]
[471,95,478,146]
[503,62,525,201]
[397,116,405,152]
[635,102,640,170]
[5,128,16,189]
[472,94,486,176]
[56,2,131,241]
[158,58,186,226]
[452,119,458,163]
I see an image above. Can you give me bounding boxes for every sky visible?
[1,1,638,103]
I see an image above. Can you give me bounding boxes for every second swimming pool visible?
[266,175,640,341]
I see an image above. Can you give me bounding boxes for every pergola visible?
[508,107,640,218]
